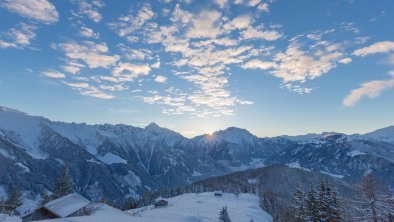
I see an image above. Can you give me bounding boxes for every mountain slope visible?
[0,105,393,206]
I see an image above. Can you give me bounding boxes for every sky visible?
[0,0,393,138]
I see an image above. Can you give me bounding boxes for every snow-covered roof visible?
[154,197,168,202]
[44,193,91,218]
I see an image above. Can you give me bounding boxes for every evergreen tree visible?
[39,190,52,206]
[292,185,306,222]
[306,185,320,222]
[52,167,73,199]
[219,206,231,222]
[387,213,394,222]
[3,187,22,215]
[325,185,342,222]
[0,197,5,214]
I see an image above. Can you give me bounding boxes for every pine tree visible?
[325,185,342,222]
[52,167,73,199]
[39,190,52,206]
[292,185,306,222]
[305,185,320,222]
[317,181,329,222]
[4,187,22,215]
[219,206,231,222]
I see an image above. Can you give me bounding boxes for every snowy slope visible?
[127,192,272,222]
[363,125,394,143]
[32,192,271,222]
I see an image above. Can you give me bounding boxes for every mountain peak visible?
[363,125,394,142]
[0,106,26,115]
[145,122,161,130]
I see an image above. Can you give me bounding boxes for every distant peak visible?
[145,122,161,130]
[0,106,26,114]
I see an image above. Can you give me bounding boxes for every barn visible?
[22,193,91,221]
[154,197,168,207]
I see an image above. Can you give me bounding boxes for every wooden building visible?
[22,193,91,221]
[154,197,168,207]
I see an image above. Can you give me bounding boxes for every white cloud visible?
[42,70,65,78]
[0,0,58,24]
[271,41,343,83]
[214,0,228,8]
[151,61,161,68]
[339,57,352,64]
[80,26,100,39]
[61,61,85,74]
[0,23,37,49]
[343,74,394,107]
[58,41,119,69]
[223,15,252,31]
[154,75,168,83]
[241,27,282,41]
[185,10,222,39]
[65,82,90,88]
[108,4,154,38]
[65,81,114,99]
[113,62,151,82]
[170,4,193,24]
[248,0,261,7]
[257,3,269,12]
[353,41,394,57]
[73,0,104,23]
[241,59,277,69]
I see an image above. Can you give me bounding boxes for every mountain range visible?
[0,106,393,206]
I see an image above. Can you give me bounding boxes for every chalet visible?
[154,197,168,207]
[214,191,223,196]
[22,193,91,221]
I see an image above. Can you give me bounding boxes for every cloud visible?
[113,62,151,82]
[257,3,269,12]
[79,26,100,39]
[170,4,193,24]
[343,73,394,107]
[353,41,394,57]
[154,75,168,83]
[42,70,65,78]
[108,4,154,38]
[339,57,352,64]
[72,0,105,23]
[65,81,114,99]
[61,61,85,74]
[185,10,222,39]
[248,0,261,6]
[214,0,228,8]
[223,15,252,31]
[241,59,277,69]
[271,40,344,83]
[241,27,282,41]
[0,0,58,24]
[58,41,119,69]
[0,23,37,49]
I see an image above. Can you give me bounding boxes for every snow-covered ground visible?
[127,192,272,222]
[27,192,271,222]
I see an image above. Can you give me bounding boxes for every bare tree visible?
[353,173,394,222]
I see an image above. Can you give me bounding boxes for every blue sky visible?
[0,0,393,137]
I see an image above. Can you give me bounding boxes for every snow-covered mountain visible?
[362,125,394,143]
[0,105,393,203]
[266,133,394,188]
